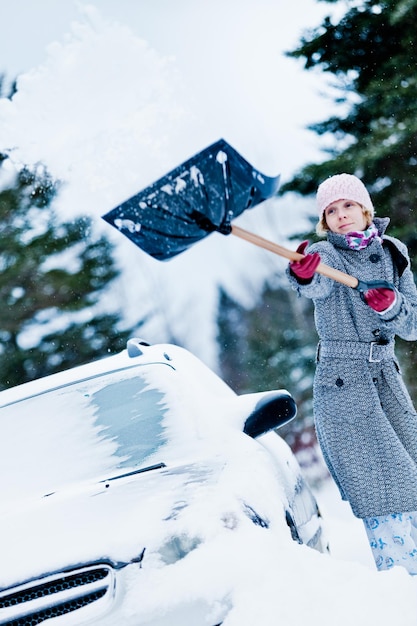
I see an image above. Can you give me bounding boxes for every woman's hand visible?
[289,241,321,283]
[363,287,396,313]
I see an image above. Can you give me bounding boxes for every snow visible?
[2,343,417,624]
[1,2,417,622]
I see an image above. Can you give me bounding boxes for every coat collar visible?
[327,217,390,250]
[326,217,408,276]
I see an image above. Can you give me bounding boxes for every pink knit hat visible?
[316,173,374,218]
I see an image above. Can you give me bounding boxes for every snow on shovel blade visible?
[102,138,280,260]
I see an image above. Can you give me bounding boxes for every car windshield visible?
[0,363,178,504]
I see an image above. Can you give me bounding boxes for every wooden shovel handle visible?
[231,225,359,290]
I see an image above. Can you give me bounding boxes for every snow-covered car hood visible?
[0,456,223,588]
[0,433,294,592]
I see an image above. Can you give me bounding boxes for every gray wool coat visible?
[286,217,417,518]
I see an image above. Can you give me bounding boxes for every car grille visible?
[0,564,115,625]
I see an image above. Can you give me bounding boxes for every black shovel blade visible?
[102,138,280,260]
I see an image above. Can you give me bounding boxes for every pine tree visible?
[279,0,417,397]
[282,0,417,231]
[0,162,135,389]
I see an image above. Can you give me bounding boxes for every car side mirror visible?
[243,391,297,439]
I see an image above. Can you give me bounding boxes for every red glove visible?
[289,241,321,282]
[363,287,396,312]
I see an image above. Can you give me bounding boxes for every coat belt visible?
[317,340,395,363]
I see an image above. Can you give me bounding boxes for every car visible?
[0,338,327,626]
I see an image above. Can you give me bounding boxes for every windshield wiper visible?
[101,462,166,483]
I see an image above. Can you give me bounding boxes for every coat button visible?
[369,253,380,263]
[336,378,344,387]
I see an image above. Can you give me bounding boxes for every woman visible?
[287,173,417,574]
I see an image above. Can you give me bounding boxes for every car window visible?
[0,364,175,504]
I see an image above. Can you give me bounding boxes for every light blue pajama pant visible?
[363,512,417,575]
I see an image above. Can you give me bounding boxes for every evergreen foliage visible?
[282,0,417,243]
[0,162,135,390]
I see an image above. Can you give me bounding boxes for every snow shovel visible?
[102,139,392,295]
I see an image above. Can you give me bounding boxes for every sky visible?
[0,0,339,367]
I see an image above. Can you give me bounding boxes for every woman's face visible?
[324,199,367,234]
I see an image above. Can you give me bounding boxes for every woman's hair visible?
[315,205,374,237]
